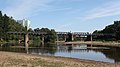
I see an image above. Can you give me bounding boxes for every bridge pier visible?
[90,34,93,42]
[0,44,3,47]
[42,35,44,45]
[72,34,74,41]
[56,35,59,41]
[24,33,29,54]
[90,34,93,47]
[64,35,66,41]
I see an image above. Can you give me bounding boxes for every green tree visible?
[34,28,57,43]
[49,29,57,43]
[116,22,120,40]
[66,32,72,42]
[0,11,26,42]
[3,14,9,32]
[93,20,120,41]
[0,11,3,40]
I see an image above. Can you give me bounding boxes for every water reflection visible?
[0,43,120,64]
[100,47,120,64]
[24,44,55,57]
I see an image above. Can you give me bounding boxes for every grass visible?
[0,57,66,67]
[28,58,65,67]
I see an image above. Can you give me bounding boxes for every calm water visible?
[0,43,120,64]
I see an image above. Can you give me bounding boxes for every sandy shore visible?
[64,41,120,47]
[0,51,120,67]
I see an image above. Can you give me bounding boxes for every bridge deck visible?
[7,32,115,36]
[7,32,47,35]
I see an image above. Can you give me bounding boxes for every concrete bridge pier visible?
[56,35,59,41]
[64,35,66,41]
[24,33,29,54]
[72,34,74,41]
[90,34,93,42]
[90,34,93,47]
[0,44,3,47]
[42,35,44,45]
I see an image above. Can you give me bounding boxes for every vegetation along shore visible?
[64,41,120,47]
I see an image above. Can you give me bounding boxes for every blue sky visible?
[0,0,120,32]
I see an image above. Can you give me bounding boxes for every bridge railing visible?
[7,32,47,35]
[7,32,115,36]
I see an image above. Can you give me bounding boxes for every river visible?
[0,43,120,64]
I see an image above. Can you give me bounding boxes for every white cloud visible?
[2,0,85,20]
[46,7,71,12]
[83,0,120,20]
[3,0,54,19]
[57,0,85,2]
[56,24,72,32]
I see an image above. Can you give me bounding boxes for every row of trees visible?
[0,11,26,41]
[93,21,120,41]
[0,11,57,43]
[32,28,57,43]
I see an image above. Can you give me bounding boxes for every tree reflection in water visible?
[0,43,120,63]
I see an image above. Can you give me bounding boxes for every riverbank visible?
[64,41,120,47]
[0,51,120,67]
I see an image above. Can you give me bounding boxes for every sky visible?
[0,0,120,33]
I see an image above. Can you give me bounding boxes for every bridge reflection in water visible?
[0,43,120,64]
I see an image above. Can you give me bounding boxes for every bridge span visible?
[6,31,115,47]
[7,31,115,42]
[56,32,115,41]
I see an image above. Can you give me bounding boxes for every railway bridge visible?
[6,31,115,48]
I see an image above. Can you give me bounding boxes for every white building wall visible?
[17,19,30,30]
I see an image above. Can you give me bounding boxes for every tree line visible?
[0,11,26,41]
[93,21,120,41]
[0,11,57,43]
[30,28,57,43]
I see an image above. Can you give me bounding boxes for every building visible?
[17,19,30,30]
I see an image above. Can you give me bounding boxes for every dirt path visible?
[0,51,120,67]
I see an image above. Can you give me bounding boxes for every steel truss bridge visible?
[7,31,115,42]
